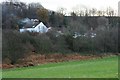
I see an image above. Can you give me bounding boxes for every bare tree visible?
[97,10,103,16]
[70,11,77,20]
[106,7,114,16]
[91,8,97,16]
[88,9,92,16]
[57,7,67,15]
[79,10,85,16]
[85,9,89,16]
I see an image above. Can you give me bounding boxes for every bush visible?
[73,37,94,53]
[52,35,71,53]
[32,34,53,54]
[47,31,71,53]
[2,17,118,64]
[2,30,54,63]
[2,30,26,64]
[94,26,118,53]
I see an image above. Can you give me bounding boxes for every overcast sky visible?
[1,0,120,13]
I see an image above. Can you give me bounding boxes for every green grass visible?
[2,56,118,78]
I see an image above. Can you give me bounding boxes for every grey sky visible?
[1,0,120,13]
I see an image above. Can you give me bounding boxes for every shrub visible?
[94,26,118,53]
[32,34,53,54]
[2,30,26,64]
[73,37,93,53]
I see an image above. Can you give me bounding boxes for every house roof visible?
[20,22,49,33]
[19,18,39,28]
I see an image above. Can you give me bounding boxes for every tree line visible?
[2,0,119,64]
[1,0,118,29]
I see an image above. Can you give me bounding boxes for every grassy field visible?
[2,56,118,78]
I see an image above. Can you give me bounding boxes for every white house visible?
[20,22,51,33]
